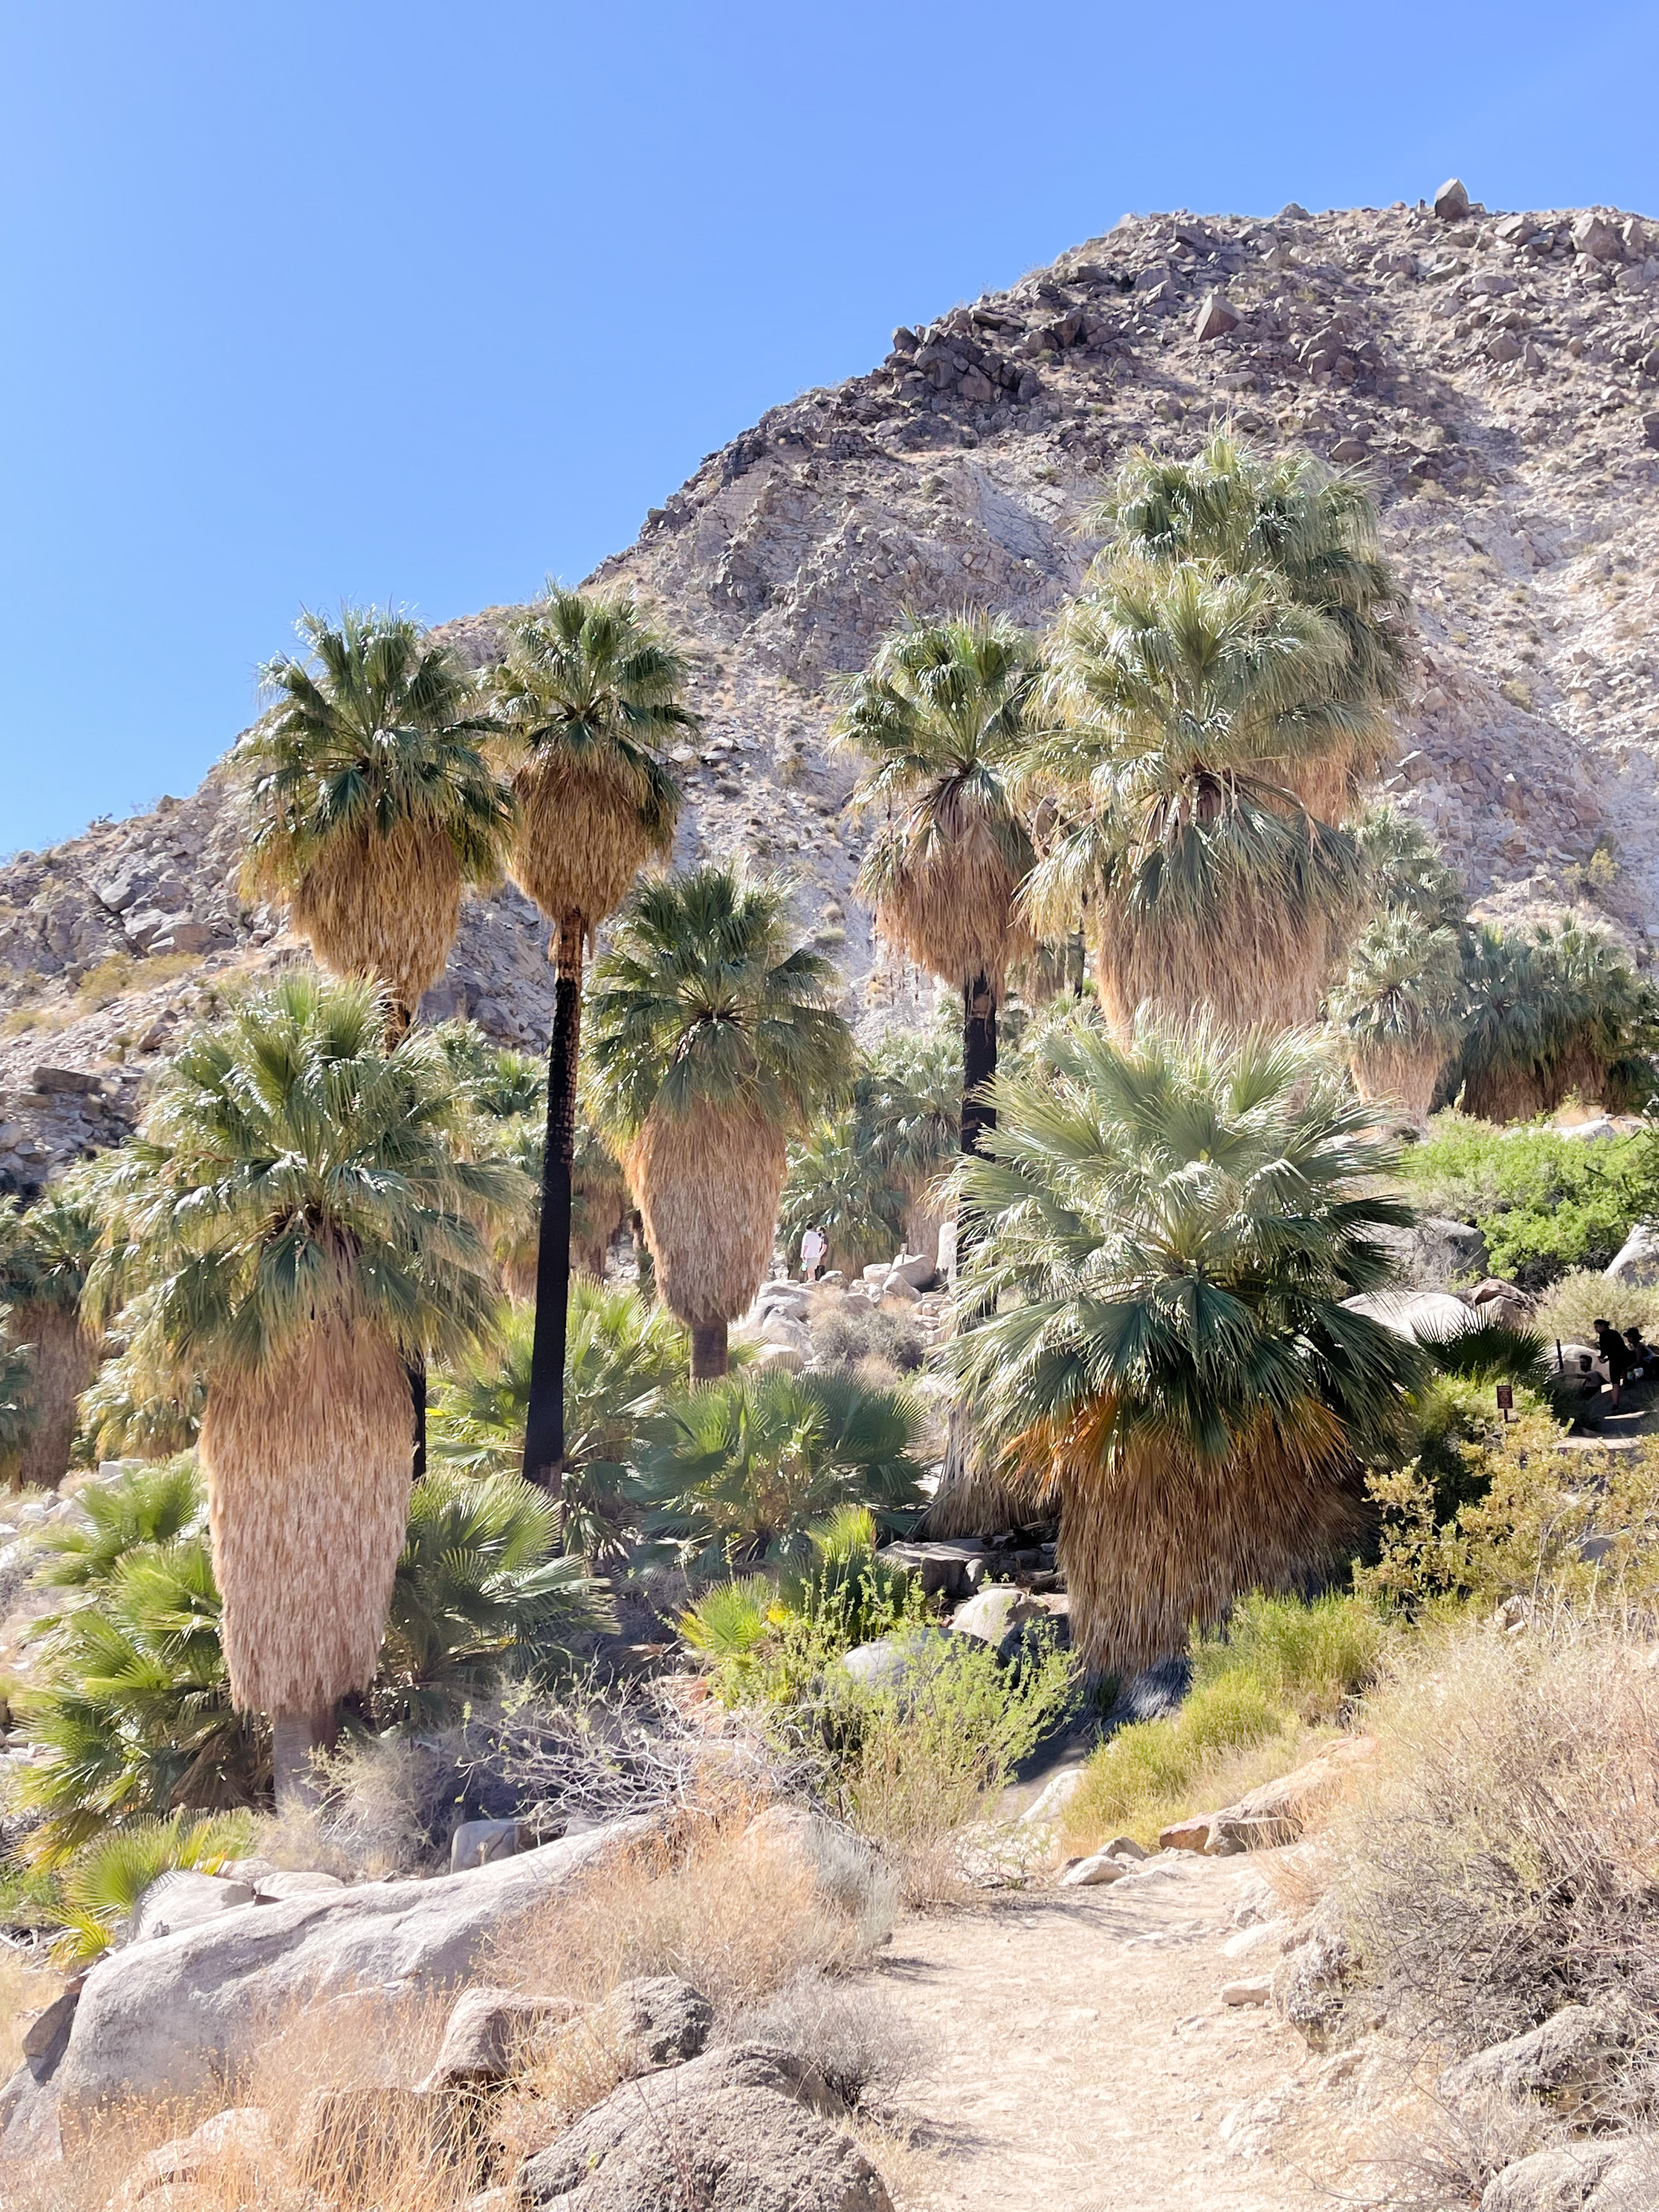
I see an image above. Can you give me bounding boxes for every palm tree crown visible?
[947,1015,1419,1671]
[837,614,1039,1001]
[242,607,512,1023]
[488,586,691,929]
[1095,428,1408,817]
[1027,559,1361,1032]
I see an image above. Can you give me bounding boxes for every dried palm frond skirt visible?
[1045,1401,1367,1676]
[1093,892,1331,1037]
[286,817,462,1014]
[200,1322,413,1717]
[864,817,1032,1004]
[628,1109,786,1329]
[1347,1041,1449,1127]
[510,753,671,932]
[13,1303,97,1492]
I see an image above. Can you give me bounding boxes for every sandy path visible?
[874,1852,1328,2212]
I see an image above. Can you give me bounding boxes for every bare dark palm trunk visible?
[630,1209,656,1302]
[929,970,1015,1537]
[690,1318,729,1383]
[407,1357,427,1480]
[523,913,583,1493]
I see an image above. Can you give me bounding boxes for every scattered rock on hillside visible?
[1161,1737,1379,1855]
[1441,2001,1629,2111]
[1605,1221,1659,1284]
[1480,2142,1653,2211]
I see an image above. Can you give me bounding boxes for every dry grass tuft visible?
[1330,1617,1659,2059]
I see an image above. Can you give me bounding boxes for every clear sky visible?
[3,1,1657,853]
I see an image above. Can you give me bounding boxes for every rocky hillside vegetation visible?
[6,178,1659,1190]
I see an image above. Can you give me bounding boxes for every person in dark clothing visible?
[1595,1318,1632,1407]
[1624,1325,1651,1381]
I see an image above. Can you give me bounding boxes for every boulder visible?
[516,2043,892,2211]
[1442,2003,1627,2109]
[874,1538,986,1601]
[1221,1978,1273,2007]
[751,1342,804,1374]
[1373,1214,1489,1290]
[450,1816,536,1871]
[1605,1222,1659,1286]
[249,1870,345,1901]
[53,1819,650,2109]
[1058,1852,1131,1888]
[887,1252,937,1291]
[1571,213,1623,263]
[1434,177,1470,221]
[131,1872,257,1945]
[1344,1289,1479,1345]
[949,1582,1047,1660]
[1194,291,1239,341]
[419,1987,579,2090]
[1160,1737,1378,1855]
[1480,2143,1646,2211]
[583,1976,715,2069]
[836,1629,946,1692]
[1018,1767,1086,1828]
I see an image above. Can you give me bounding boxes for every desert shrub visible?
[1189,1591,1393,1723]
[808,1299,926,1375]
[718,1970,925,2109]
[1401,1115,1659,1289]
[816,1632,1077,1894]
[1331,1621,1659,2056]
[638,1370,927,1573]
[1358,1415,1659,1616]
[1534,1267,1659,1347]
[680,1506,927,1707]
[488,1788,893,2015]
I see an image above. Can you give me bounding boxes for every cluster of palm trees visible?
[17,422,1658,1757]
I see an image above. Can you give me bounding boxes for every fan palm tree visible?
[586,864,854,1382]
[778,1121,905,1277]
[837,616,1038,1161]
[1329,911,1466,1126]
[1353,804,1468,929]
[0,1308,35,1479]
[487,587,693,1491]
[81,975,523,1805]
[241,607,513,1034]
[431,1283,686,1559]
[1026,559,1362,1034]
[0,1186,102,1491]
[638,1369,926,1573]
[946,1017,1420,1674]
[1096,428,1409,820]
[858,1025,962,1266]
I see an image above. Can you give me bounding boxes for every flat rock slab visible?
[55,1818,650,2109]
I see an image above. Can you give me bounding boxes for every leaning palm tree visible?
[1329,911,1466,1126]
[241,607,513,1034]
[586,865,854,1382]
[947,1017,1420,1674]
[487,587,693,1490]
[82,975,522,1805]
[837,616,1037,1161]
[0,1185,101,1491]
[1097,428,1409,820]
[1027,558,1362,1034]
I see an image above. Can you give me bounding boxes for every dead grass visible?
[1329,1616,1659,2060]
[486,1791,887,2016]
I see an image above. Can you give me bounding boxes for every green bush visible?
[1064,1591,1390,1849]
[1401,1115,1659,1289]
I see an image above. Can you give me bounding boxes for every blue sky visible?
[3,1,1656,853]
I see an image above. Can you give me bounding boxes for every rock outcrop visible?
[8,190,1659,1184]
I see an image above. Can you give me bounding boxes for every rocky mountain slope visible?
[5,179,1659,1192]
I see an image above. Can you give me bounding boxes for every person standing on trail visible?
[800,1223,827,1283]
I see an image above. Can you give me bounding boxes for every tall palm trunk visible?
[386,1001,427,1474]
[523,912,583,1492]
[929,971,1018,1537]
[270,1704,334,1812]
[690,1319,729,1383]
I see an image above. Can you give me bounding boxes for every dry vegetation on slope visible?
[6,184,1659,1191]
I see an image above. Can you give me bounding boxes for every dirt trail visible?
[875,1852,1336,2212]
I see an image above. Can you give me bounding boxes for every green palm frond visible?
[1330,911,1466,1052]
[0,1186,101,1317]
[585,864,855,1142]
[946,1014,1424,1466]
[242,606,511,891]
[81,973,528,1380]
[638,1369,926,1573]
[51,1808,257,1963]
